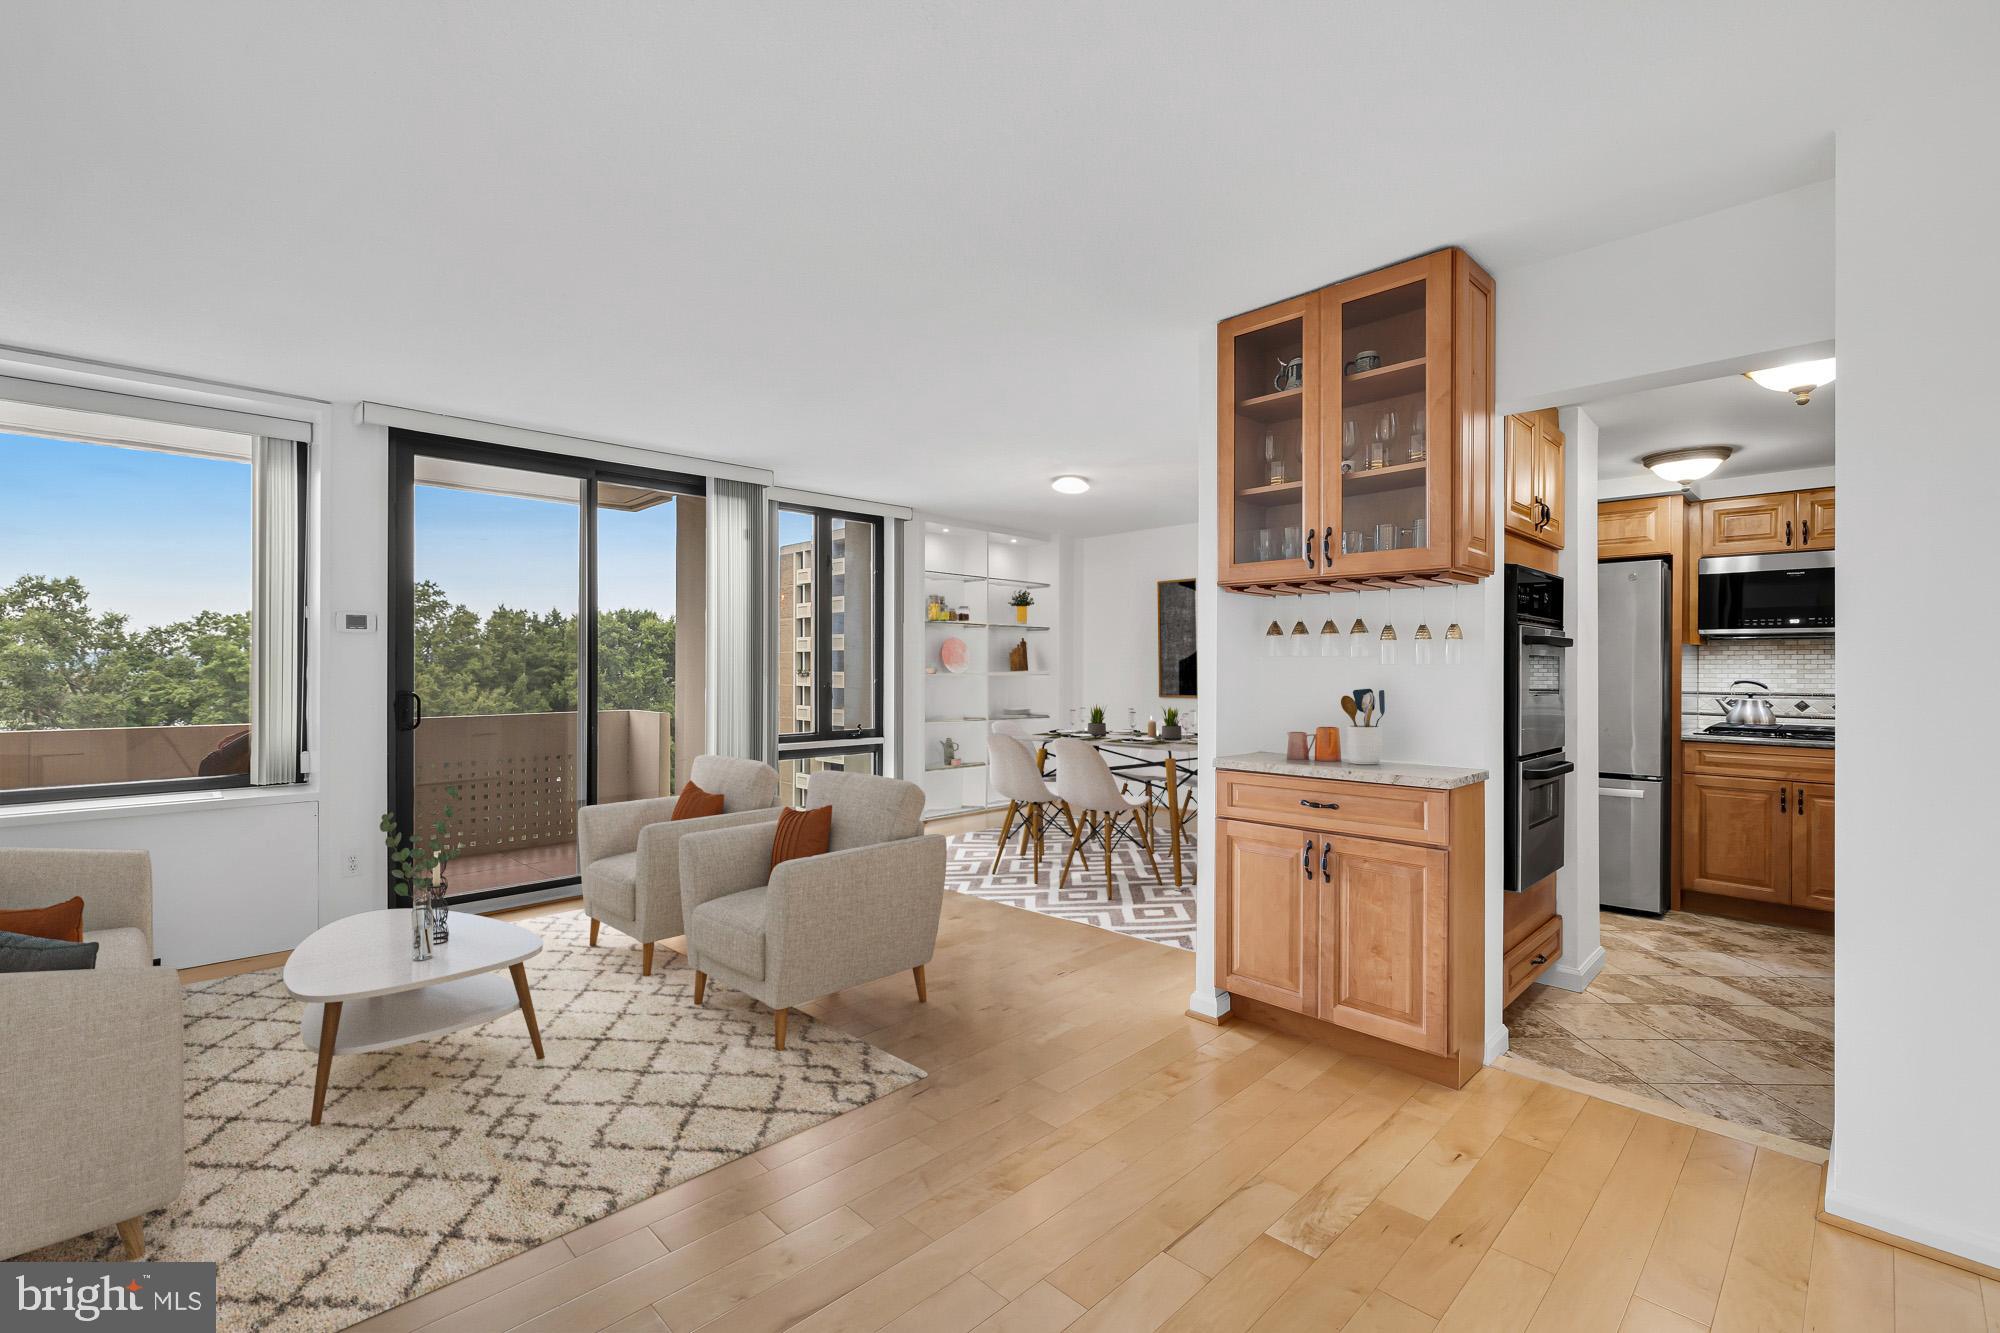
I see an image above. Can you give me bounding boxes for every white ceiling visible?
[1589,373,1836,483]
[0,3,1900,535]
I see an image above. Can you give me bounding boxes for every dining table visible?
[1031,731,1198,886]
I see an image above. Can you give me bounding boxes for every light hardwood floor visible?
[204,894,1988,1333]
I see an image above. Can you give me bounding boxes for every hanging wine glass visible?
[1265,621,1284,658]
[1413,589,1435,666]
[1319,618,1341,657]
[1443,584,1466,667]
[1347,598,1374,661]
[1378,590,1399,666]
[1290,620,1311,657]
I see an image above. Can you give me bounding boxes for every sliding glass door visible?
[775,505,884,807]
[389,432,703,906]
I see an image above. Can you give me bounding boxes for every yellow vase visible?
[1015,605,1029,623]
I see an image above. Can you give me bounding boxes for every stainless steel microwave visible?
[1697,552,1834,637]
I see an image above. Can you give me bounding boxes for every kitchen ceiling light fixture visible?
[1743,357,1836,406]
[1642,445,1734,483]
[1050,475,1090,494]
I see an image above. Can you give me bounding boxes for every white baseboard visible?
[1186,987,1232,1021]
[1822,1179,2000,1273]
[1539,945,1605,993]
[1485,1026,1511,1064]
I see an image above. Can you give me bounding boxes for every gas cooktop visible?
[1700,723,1835,742]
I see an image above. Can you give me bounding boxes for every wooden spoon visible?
[1340,695,1359,725]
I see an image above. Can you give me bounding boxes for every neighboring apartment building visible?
[777,538,814,736]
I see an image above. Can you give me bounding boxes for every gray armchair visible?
[577,754,782,974]
[0,849,184,1260]
[679,771,946,1049]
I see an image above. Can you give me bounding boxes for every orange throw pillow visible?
[771,804,833,870]
[671,782,726,821]
[0,895,85,943]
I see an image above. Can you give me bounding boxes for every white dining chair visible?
[989,732,1067,875]
[1048,738,1163,888]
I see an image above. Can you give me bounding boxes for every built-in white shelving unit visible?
[919,522,1060,818]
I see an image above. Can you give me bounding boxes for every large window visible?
[776,506,882,786]
[0,394,306,803]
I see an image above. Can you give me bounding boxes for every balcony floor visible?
[446,843,578,897]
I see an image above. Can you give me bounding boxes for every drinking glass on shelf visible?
[1408,408,1427,463]
[1372,411,1398,469]
[1281,526,1299,560]
[1256,528,1275,562]
[1374,522,1397,551]
[1342,418,1358,465]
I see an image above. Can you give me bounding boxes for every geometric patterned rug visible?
[944,827,1196,951]
[17,910,925,1333]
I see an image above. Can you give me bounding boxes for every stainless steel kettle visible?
[1721,680,1777,727]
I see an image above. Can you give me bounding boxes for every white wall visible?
[1551,408,1603,992]
[1069,523,1199,731]
[1824,76,2000,1268]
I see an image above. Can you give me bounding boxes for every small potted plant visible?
[1087,705,1107,738]
[1009,588,1035,623]
[381,787,459,958]
[1160,707,1183,741]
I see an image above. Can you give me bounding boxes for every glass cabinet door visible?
[1220,297,1320,581]
[1322,254,1451,575]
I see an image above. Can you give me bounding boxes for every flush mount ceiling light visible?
[1642,446,1734,483]
[1743,357,1835,406]
[1050,475,1090,494]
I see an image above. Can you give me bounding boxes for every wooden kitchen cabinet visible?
[1214,766,1486,1086]
[1217,247,1495,593]
[1791,782,1836,910]
[1799,487,1836,550]
[1683,744,1835,912]
[1505,408,1565,548]
[1217,818,1318,1012]
[1598,493,1682,560]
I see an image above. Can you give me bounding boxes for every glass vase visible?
[428,875,449,944]
[410,885,435,962]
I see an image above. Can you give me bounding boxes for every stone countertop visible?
[1215,751,1488,790]
[1681,730,1835,750]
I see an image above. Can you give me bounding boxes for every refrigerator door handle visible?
[1598,787,1646,799]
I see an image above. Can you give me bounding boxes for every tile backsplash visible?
[1681,637,1835,729]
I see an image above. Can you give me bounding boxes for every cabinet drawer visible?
[1504,915,1563,1005]
[1216,770,1450,847]
[1683,742,1834,783]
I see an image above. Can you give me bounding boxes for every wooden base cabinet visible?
[1215,771,1484,1085]
[1682,743,1833,912]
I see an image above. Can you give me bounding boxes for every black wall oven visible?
[1505,566,1572,892]
[1698,551,1834,637]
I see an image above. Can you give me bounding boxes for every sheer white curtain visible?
[250,437,305,785]
[706,477,774,764]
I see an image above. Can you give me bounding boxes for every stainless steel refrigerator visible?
[1598,558,1673,913]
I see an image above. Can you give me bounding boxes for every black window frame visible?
[776,505,884,748]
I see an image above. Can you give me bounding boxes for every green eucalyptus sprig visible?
[380,786,460,900]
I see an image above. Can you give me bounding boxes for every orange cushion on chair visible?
[671,781,726,821]
[770,804,833,870]
[0,895,85,943]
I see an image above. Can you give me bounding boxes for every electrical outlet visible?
[342,848,363,878]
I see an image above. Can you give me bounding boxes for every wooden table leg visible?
[310,1000,342,1126]
[510,962,545,1060]
[1164,754,1184,887]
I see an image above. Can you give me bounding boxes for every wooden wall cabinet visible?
[1597,493,1683,560]
[1699,488,1836,556]
[1215,769,1485,1085]
[1504,408,1565,548]
[1682,744,1834,911]
[1218,247,1495,593]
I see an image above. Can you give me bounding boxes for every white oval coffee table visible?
[283,909,545,1125]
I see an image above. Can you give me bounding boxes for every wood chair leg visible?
[692,971,706,1005]
[913,965,928,1002]
[773,1008,789,1051]
[1031,804,1045,875]
[991,801,1019,874]
[1017,811,1033,856]
[510,961,545,1060]
[1136,813,1165,882]
[642,941,655,976]
[115,1217,144,1261]
[588,917,600,947]
[309,1000,342,1126]
[1059,826,1080,888]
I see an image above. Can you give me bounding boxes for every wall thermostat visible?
[337,612,378,633]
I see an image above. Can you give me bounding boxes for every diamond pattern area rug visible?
[20,910,924,1333]
[945,828,1196,951]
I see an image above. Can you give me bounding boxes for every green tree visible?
[598,607,675,713]
[0,574,134,728]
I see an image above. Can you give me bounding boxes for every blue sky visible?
[0,431,683,626]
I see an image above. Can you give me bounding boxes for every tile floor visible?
[1503,907,1834,1146]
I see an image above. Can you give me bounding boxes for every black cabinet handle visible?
[1531,953,1549,966]
[1798,785,1805,815]
[1786,519,1794,546]
[1320,843,1331,880]
[1781,788,1787,814]
[1299,798,1341,810]
[1322,528,1332,567]
[1302,838,1315,881]
[1802,521,1811,545]
[1305,527,1317,571]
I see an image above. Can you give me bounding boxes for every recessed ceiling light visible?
[1051,475,1090,494]
[1744,358,1835,405]
[1642,446,1734,483]
[1008,537,1018,543]
[940,526,950,533]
